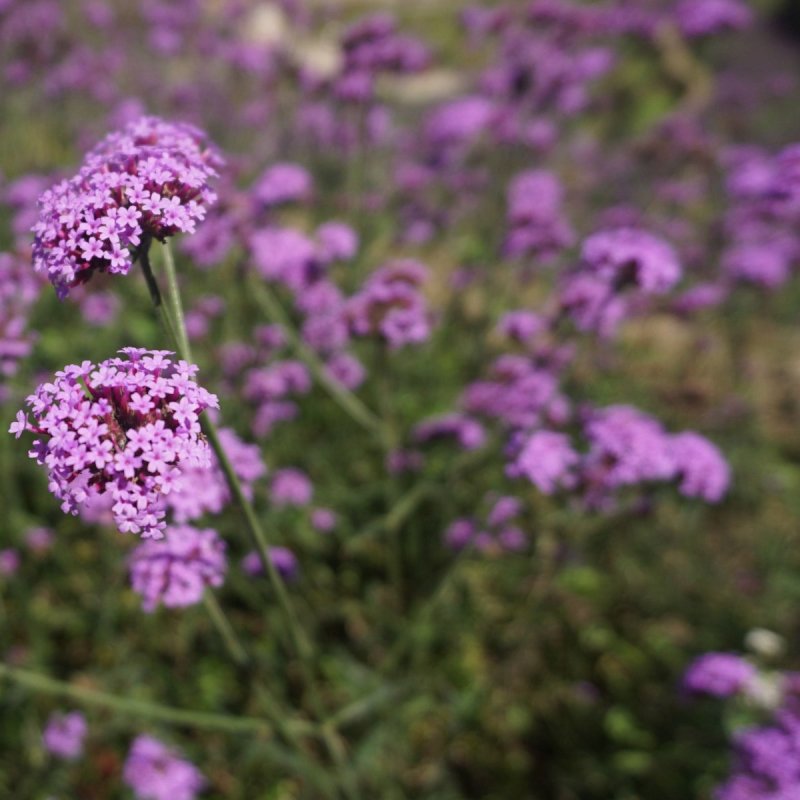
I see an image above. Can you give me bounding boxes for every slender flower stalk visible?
[153,240,362,800]
[202,592,249,667]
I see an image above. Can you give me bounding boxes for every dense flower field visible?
[3,0,800,798]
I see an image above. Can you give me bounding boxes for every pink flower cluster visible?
[129,524,227,612]
[123,735,205,800]
[346,259,430,348]
[11,348,218,538]
[33,116,222,298]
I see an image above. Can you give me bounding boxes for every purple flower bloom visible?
[311,507,337,533]
[582,405,676,496]
[42,711,87,760]
[271,468,313,507]
[683,652,757,698]
[0,548,20,576]
[496,310,546,345]
[414,413,486,451]
[346,260,430,348]
[252,163,312,207]
[315,221,359,264]
[671,432,731,502]
[24,526,54,553]
[504,169,575,261]
[33,117,221,298]
[581,228,682,295]
[507,430,579,494]
[123,735,205,800]
[241,547,299,582]
[11,349,218,539]
[129,525,227,612]
[675,0,752,38]
[444,518,477,550]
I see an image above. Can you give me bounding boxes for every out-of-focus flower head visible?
[129,524,227,612]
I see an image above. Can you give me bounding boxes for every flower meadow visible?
[3,0,800,798]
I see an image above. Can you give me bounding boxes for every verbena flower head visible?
[671,432,731,502]
[123,735,205,800]
[11,349,218,539]
[507,430,579,493]
[129,524,227,612]
[581,228,681,295]
[270,468,313,507]
[42,711,87,760]
[33,116,222,298]
[682,652,757,698]
[346,259,430,348]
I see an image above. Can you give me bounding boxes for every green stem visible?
[155,241,362,800]
[202,592,249,667]
[0,662,307,735]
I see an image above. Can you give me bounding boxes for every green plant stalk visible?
[155,242,362,800]
[0,662,307,735]
[152,242,313,665]
[202,592,249,667]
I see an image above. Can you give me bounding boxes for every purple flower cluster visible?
[682,652,757,698]
[506,430,579,493]
[685,655,800,799]
[560,228,682,338]
[721,144,800,290]
[123,735,205,800]
[0,249,41,399]
[129,524,227,612]
[242,546,299,582]
[444,494,527,554]
[675,0,753,38]
[414,413,486,451]
[462,354,569,431]
[336,13,430,103]
[42,711,88,760]
[502,404,731,507]
[11,349,218,538]
[271,467,313,508]
[33,116,222,298]
[346,259,430,348]
[504,169,575,262]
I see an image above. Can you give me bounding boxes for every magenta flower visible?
[33,116,222,298]
[682,653,757,698]
[123,735,205,800]
[346,260,430,348]
[11,349,218,539]
[129,525,227,612]
[507,430,579,494]
[270,468,313,507]
[42,711,87,760]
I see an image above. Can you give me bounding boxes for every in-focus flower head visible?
[123,735,205,800]
[33,116,222,298]
[11,349,218,539]
[129,524,227,612]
